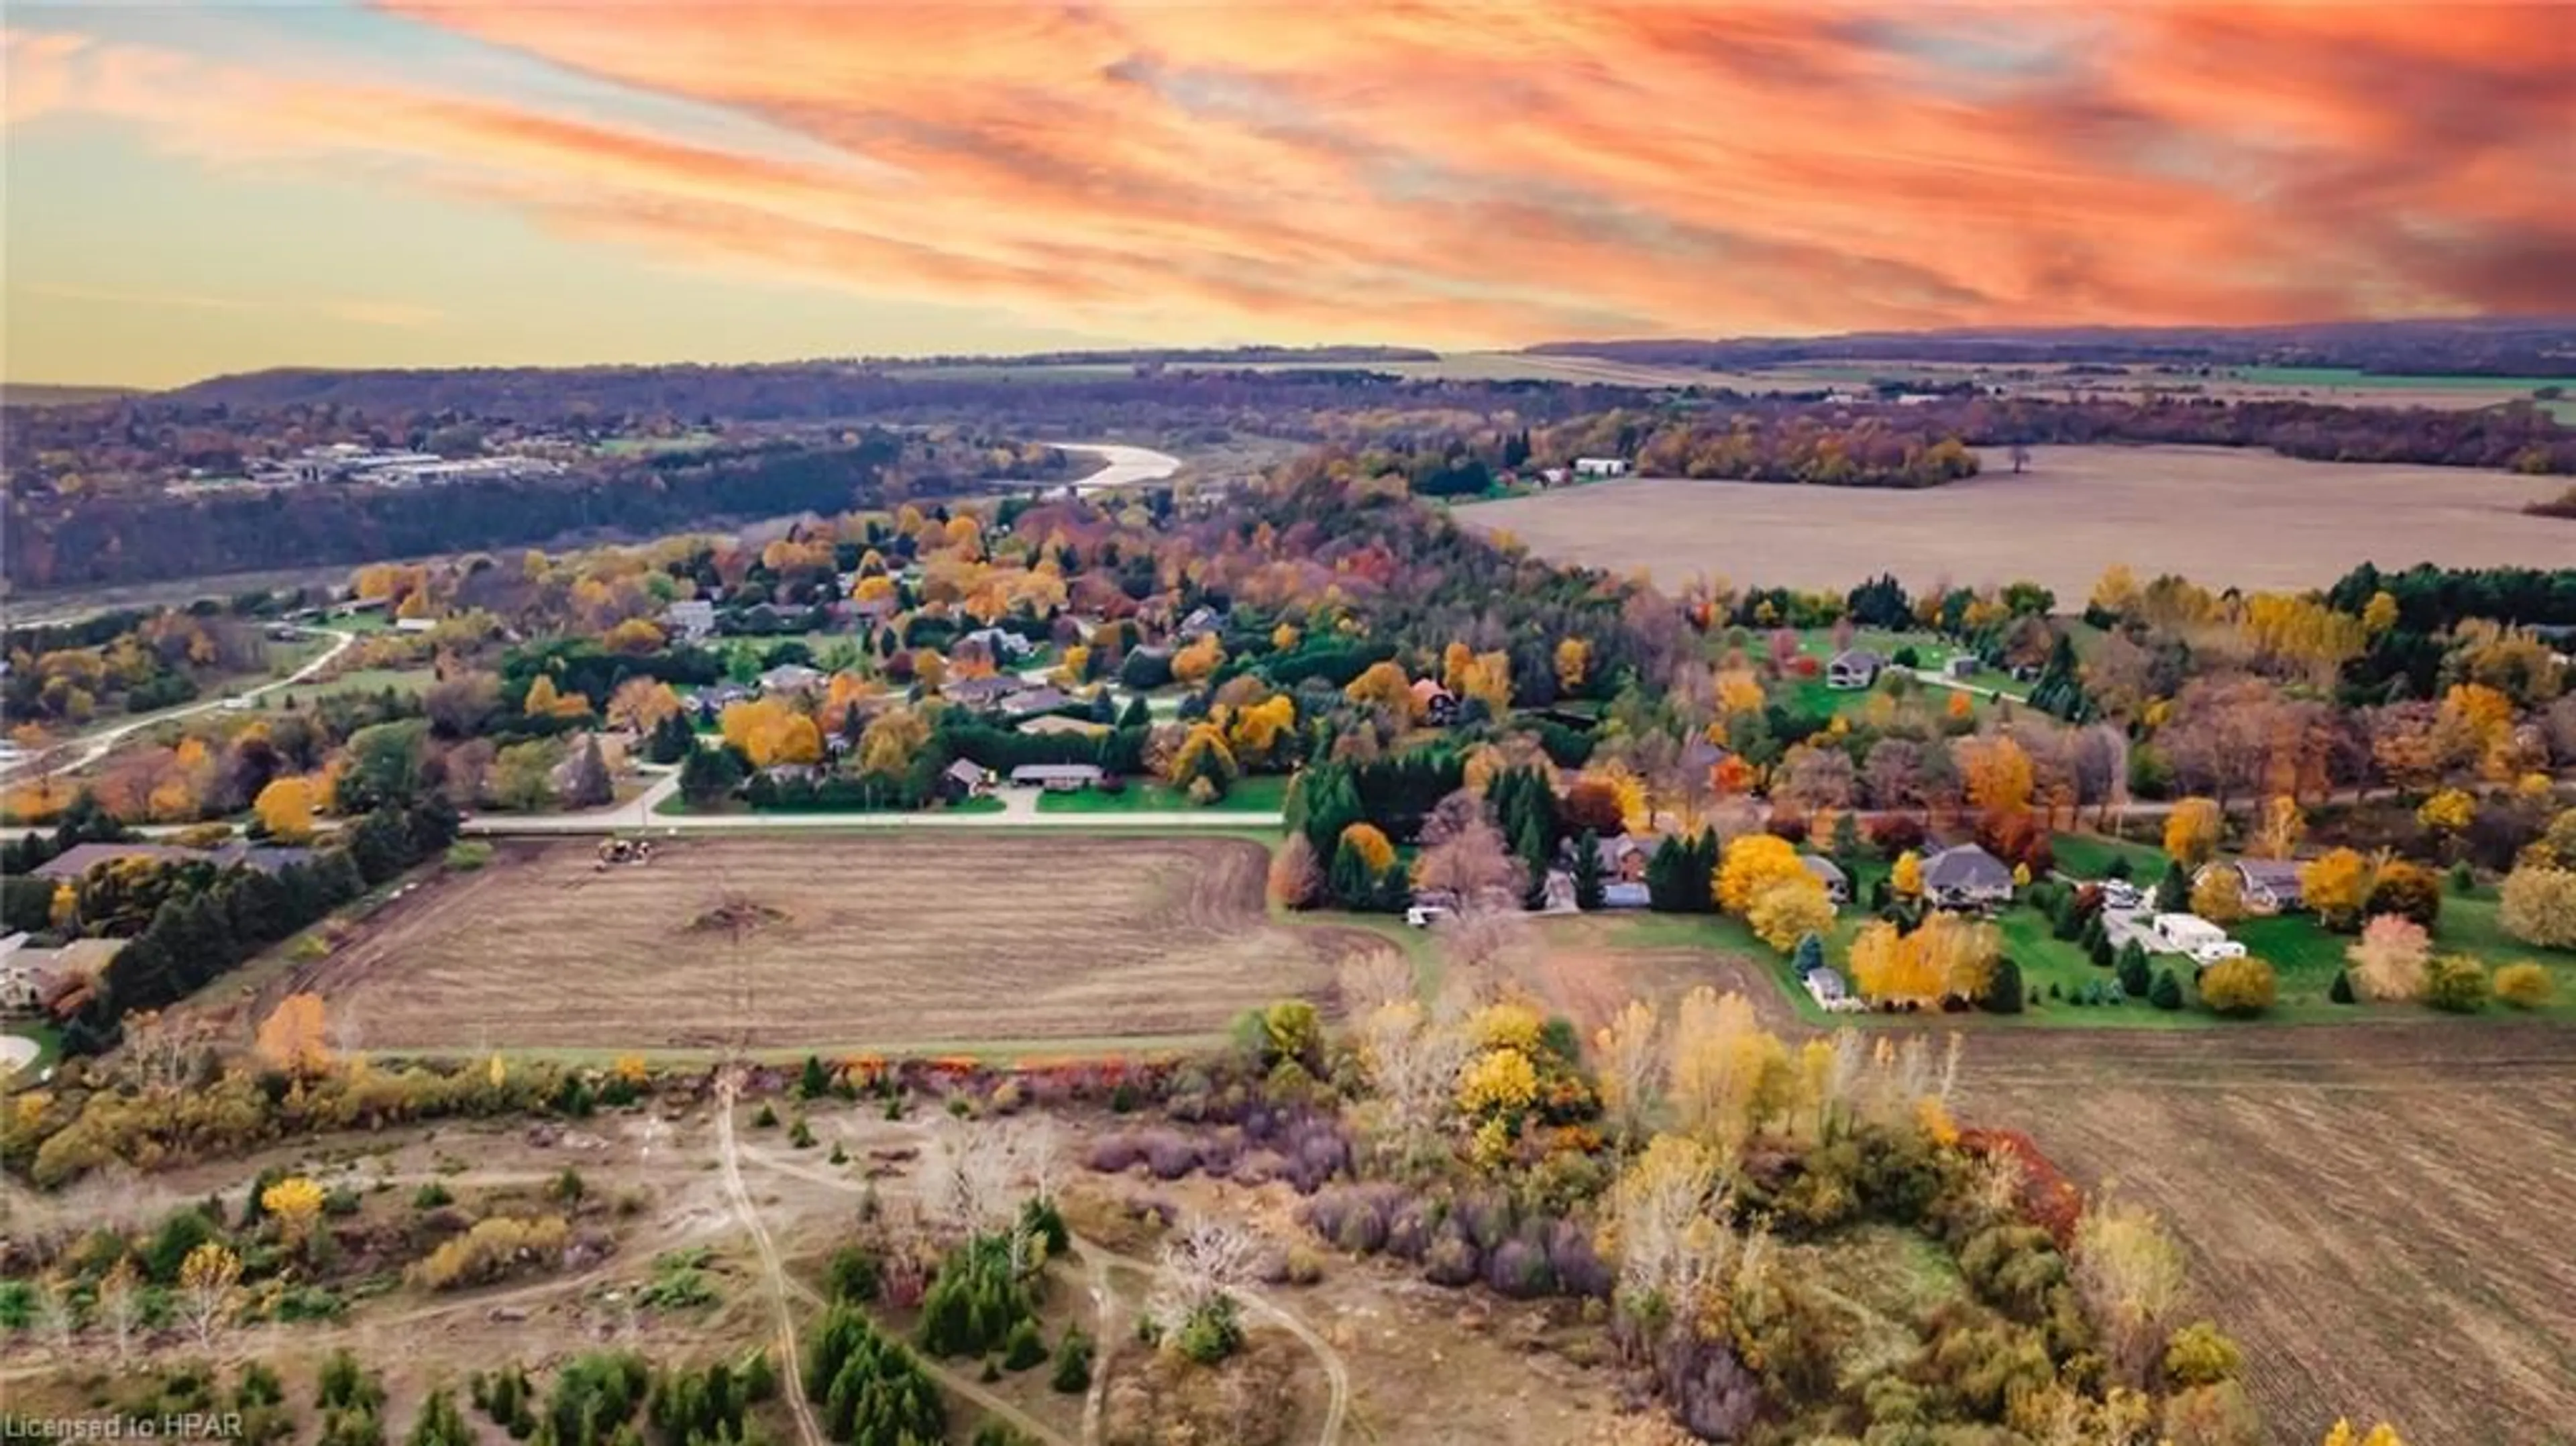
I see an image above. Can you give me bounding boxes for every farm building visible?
[1409,678,1460,725]
[757,663,826,696]
[2198,858,2306,913]
[1585,833,1662,885]
[1944,655,1980,680]
[941,759,994,800]
[959,626,1036,662]
[1010,763,1104,792]
[1801,854,1850,905]
[1827,649,1885,689]
[2151,913,2247,964]
[943,675,1021,709]
[1804,966,1862,1013]
[1921,844,2012,909]
[1,938,117,1018]
[1572,457,1631,478]
[663,599,716,641]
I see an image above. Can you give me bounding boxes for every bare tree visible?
[97,1258,144,1368]
[918,1115,1020,1239]
[1862,737,1925,814]
[1432,902,1530,979]
[1337,950,1416,1016]
[1411,794,1524,910]
[1356,1001,1470,1150]
[32,1280,78,1358]
[1594,1000,1665,1146]
[1149,1215,1265,1326]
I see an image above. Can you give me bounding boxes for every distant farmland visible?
[1463,444,2569,599]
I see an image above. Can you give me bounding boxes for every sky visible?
[5,1,2573,387]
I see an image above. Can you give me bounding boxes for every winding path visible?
[1,626,356,783]
[715,1070,827,1446]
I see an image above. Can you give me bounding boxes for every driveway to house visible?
[460,769,1282,836]
[1063,441,1182,494]
[0,626,357,784]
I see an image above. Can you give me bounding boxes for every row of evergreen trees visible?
[71,798,460,1057]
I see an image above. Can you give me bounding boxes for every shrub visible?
[412,1183,454,1211]
[2495,962,2557,1009]
[1171,1294,1244,1365]
[2198,957,2277,1018]
[2422,954,2489,1013]
[824,1246,881,1303]
[445,842,494,871]
[1050,1327,1094,1393]
[788,1118,815,1149]
[2163,1321,2245,1388]
[2328,969,2356,1005]
[2347,914,2432,1001]
[2449,860,2478,895]
[1002,1319,1049,1372]
[2366,860,2443,928]
[409,1215,571,1290]
[751,1103,778,1129]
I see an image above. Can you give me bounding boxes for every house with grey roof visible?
[1801,854,1850,905]
[2199,858,2306,914]
[1827,649,1886,690]
[1921,843,2013,909]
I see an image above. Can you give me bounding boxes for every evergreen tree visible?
[2155,860,2192,913]
[1572,830,1606,911]
[1982,957,2025,1013]
[2149,968,2184,1010]
[562,737,613,810]
[1790,932,1825,977]
[2328,968,2357,1005]
[2116,940,2152,997]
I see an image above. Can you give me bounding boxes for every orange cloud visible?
[14,1,2574,347]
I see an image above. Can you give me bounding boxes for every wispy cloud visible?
[325,299,443,329]
[9,1,2573,349]
[25,280,252,312]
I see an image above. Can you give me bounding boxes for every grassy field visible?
[1035,773,1289,814]
[279,836,1389,1052]
[258,667,437,710]
[2232,366,2572,393]
[1464,445,2567,599]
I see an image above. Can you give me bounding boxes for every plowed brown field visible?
[1958,1025,2576,1446]
[292,836,1375,1053]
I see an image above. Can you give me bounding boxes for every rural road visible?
[462,767,1284,836]
[1,626,356,783]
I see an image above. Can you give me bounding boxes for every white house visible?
[1572,457,1631,478]
[663,600,717,642]
[757,663,826,696]
[2150,913,2247,966]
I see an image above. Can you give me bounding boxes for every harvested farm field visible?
[1464,444,2568,600]
[287,836,1378,1052]
[1957,1023,2576,1446]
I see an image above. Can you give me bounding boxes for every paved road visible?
[461,780,1283,836]
[1,626,357,784]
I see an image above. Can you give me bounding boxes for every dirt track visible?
[1958,1023,2576,1446]
[293,836,1380,1052]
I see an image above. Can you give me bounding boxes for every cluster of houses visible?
[244,444,566,490]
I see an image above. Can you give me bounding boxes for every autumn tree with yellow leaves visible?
[1850,913,1998,1005]
[721,697,822,769]
[255,993,332,1078]
[253,777,318,842]
[2163,797,2224,867]
[1714,833,1809,917]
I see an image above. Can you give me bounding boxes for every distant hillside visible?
[1,383,146,408]
[867,344,1440,367]
[1526,318,2576,378]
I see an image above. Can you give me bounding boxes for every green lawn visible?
[1034,773,1289,814]
[1791,627,2033,700]
[260,667,437,711]
[2048,832,2164,881]
[2232,893,2576,1021]
[5,1022,63,1087]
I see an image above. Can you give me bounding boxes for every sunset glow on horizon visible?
[6,1,2572,386]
